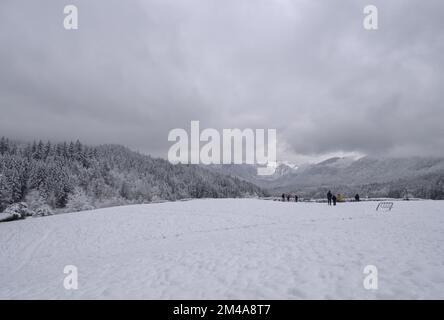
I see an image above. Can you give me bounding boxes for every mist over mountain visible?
[206,157,444,199]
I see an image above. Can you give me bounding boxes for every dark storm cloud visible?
[0,0,443,162]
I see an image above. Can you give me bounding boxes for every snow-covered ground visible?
[0,199,443,299]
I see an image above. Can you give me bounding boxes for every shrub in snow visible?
[33,205,54,217]
[0,202,33,222]
[65,188,94,213]
[26,190,48,211]
[6,202,33,217]
[0,211,21,222]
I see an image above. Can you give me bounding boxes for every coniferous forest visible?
[0,137,266,214]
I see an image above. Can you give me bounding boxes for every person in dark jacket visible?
[332,195,337,206]
[294,195,298,202]
[287,194,291,202]
[355,194,360,202]
[327,190,332,205]
[282,193,285,202]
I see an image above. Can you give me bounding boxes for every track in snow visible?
[1,199,443,299]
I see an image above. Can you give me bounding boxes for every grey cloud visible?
[0,0,443,161]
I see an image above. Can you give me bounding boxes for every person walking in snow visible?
[294,195,298,202]
[287,194,291,202]
[332,195,337,206]
[327,190,332,205]
[355,194,360,202]
[282,193,285,202]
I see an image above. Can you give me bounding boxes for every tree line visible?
[0,137,266,213]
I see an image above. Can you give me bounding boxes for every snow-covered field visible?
[0,199,443,299]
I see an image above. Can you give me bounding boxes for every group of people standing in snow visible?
[327,190,360,206]
[326,190,336,206]
[281,193,298,202]
[280,191,360,204]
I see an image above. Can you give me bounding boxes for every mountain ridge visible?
[204,156,444,199]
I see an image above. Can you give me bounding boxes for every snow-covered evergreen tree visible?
[65,187,94,212]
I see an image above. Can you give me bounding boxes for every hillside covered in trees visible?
[0,137,266,214]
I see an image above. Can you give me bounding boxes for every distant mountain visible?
[204,157,444,199]
[203,162,298,183]
[273,162,299,177]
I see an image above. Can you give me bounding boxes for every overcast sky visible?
[1,0,443,164]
